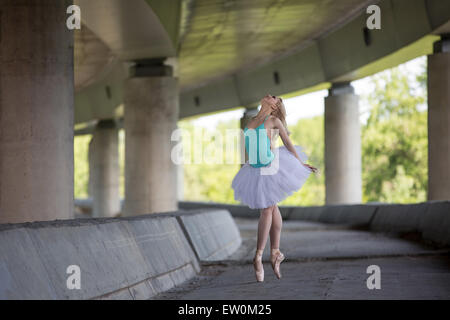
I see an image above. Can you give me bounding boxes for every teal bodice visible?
[244,115,275,168]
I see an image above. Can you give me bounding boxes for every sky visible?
[188,56,426,129]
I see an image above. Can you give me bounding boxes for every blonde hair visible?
[271,99,291,136]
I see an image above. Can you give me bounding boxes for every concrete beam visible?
[75,62,126,125]
[74,0,179,60]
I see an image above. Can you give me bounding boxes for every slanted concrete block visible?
[0,228,57,300]
[26,220,150,299]
[174,209,242,261]
[0,212,202,300]
[370,202,430,233]
[420,201,450,246]
[124,215,200,276]
[288,206,325,221]
[320,204,378,226]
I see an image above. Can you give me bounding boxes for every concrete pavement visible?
[154,218,450,300]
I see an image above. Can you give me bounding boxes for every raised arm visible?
[273,117,304,164]
[272,117,318,173]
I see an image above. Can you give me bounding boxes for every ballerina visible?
[231,94,318,282]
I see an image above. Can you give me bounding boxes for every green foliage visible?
[179,120,241,204]
[361,64,428,203]
[74,135,91,198]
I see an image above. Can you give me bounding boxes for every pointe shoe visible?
[270,250,285,279]
[253,253,264,282]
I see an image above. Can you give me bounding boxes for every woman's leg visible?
[269,205,285,279]
[253,205,275,282]
[269,205,283,250]
[256,205,275,251]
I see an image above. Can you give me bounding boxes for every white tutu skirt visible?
[232,145,312,209]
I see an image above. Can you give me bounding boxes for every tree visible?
[361,61,428,203]
[279,115,325,206]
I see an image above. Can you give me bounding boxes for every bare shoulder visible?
[268,115,282,128]
[246,117,259,128]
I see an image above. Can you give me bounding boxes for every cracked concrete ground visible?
[154,218,450,300]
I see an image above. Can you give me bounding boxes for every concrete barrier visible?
[77,200,450,247]
[319,204,378,226]
[420,201,450,246]
[158,209,242,261]
[179,201,262,218]
[369,202,430,233]
[178,209,242,261]
[178,201,450,247]
[0,228,58,299]
[0,209,241,300]
[180,201,319,220]
[179,202,377,226]
[287,205,324,221]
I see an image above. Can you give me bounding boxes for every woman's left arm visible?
[273,117,318,173]
[273,117,304,164]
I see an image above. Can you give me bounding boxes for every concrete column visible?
[324,83,362,204]
[124,60,179,216]
[0,1,74,223]
[240,108,259,164]
[89,120,120,218]
[428,37,450,200]
[177,162,184,201]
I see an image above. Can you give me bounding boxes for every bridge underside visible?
[0,0,449,223]
[74,0,450,122]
